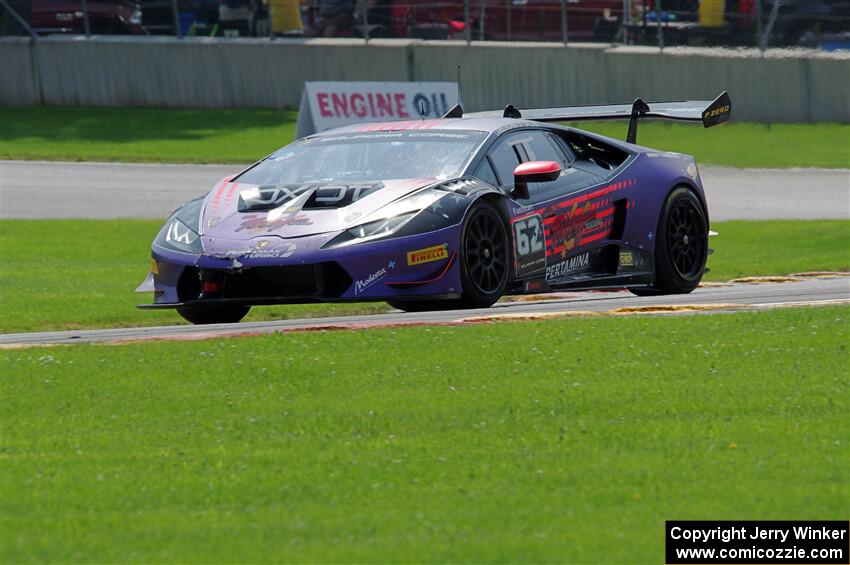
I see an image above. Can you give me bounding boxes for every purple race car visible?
[137,92,731,324]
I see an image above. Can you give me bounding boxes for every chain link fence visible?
[1,0,848,49]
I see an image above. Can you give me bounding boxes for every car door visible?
[486,129,605,203]
[485,129,607,281]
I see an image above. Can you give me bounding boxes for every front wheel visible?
[386,299,459,312]
[176,304,251,325]
[390,201,509,312]
[631,187,707,296]
[458,201,509,308]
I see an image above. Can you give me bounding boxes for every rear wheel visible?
[631,187,707,296]
[176,304,251,325]
[389,201,509,312]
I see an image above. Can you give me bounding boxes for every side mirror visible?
[511,161,561,199]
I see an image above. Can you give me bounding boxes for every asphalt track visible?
[1,160,847,347]
[2,160,849,221]
[1,277,847,347]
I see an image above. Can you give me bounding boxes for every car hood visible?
[199,177,439,241]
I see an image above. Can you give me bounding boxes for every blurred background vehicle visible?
[389,0,622,42]
[32,0,145,35]
[2,0,847,48]
[299,0,623,42]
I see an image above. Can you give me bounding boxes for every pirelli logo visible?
[407,243,449,266]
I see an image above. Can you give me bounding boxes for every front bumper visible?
[138,224,463,308]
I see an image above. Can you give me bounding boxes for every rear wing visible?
[456,91,731,144]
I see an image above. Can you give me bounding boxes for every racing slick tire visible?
[389,201,509,312]
[458,201,510,308]
[386,299,459,312]
[176,304,251,325]
[631,186,708,296]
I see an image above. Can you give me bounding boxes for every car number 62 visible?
[514,215,544,257]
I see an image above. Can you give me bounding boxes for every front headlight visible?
[166,218,200,248]
[348,211,418,239]
[154,198,204,254]
[324,211,418,248]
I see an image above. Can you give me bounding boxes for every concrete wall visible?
[1,38,40,105]
[2,36,848,122]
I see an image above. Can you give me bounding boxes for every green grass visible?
[567,121,850,169]
[0,107,297,164]
[706,220,850,280]
[1,219,848,334]
[1,106,848,168]
[1,306,847,563]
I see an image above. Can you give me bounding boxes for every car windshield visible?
[236,130,486,185]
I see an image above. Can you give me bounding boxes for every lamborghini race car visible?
[137,92,732,324]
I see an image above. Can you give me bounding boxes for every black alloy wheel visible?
[630,187,707,296]
[459,202,509,307]
[388,201,509,312]
[666,197,706,280]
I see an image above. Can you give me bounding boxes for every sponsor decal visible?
[703,104,730,119]
[545,252,590,281]
[150,258,159,276]
[512,203,535,216]
[238,185,310,211]
[218,241,297,259]
[619,251,634,267]
[310,183,381,208]
[512,178,635,263]
[686,163,698,180]
[549,201,594,257]
[236,213,312,233]
[238,182,382,213]
[583,218,603,231]
[354,260,396,294]
[407,244,449,266]
[207,216,221,229]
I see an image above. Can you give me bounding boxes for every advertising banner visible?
[296,81,459,138]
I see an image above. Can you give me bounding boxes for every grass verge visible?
[2,306,848,562]
[0,107,297,164]
[1,106,848,168]
[706,220,850,280]
[1,219,847,334]
[566,120,850,169]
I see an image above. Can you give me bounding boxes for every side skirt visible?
[137,293,463,310]
[508,271,654,295]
